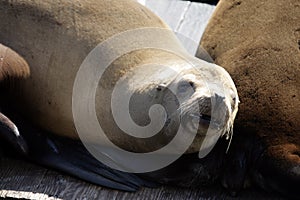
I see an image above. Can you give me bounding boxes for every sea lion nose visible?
[191,92,230,133]
[210,93,230,127]
[214,93,225,104]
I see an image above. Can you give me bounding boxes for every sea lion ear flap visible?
[196,45,215,63]
[0,43,30,81]
[155,83,167,100]
[156,83,167,92]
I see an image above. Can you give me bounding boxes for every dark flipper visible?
[254,143,300,199]
[0,112,28,155]
[221,127,257,196]
[28,133,157,191]
[5,111,158,192]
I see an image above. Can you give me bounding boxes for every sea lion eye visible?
[229,89,237,101]
[229,89,239,111]
[177,80,195,93]
[156,83,166,91]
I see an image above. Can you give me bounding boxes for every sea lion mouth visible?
[190,113,212,125]
[189,112,226,132]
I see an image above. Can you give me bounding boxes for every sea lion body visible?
[0,0,238,153]
[0,44,29,155]
[199,0,300,197]
[0,0,169,139]
[0,0,239,190]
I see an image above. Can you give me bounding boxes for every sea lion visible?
[0,0,238,191]
[0,44,28,155]
[199,0,300,198]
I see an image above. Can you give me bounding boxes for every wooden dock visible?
[0,157,282,200]
[140,0,215,55]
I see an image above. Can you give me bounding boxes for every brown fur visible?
[199,0,300,196]
[0,0,239,154]
[0,44,30,81]
[0,0,168,139]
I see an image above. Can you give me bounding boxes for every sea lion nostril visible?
[188,81,194,88]
[214,93,225,102]
[201,114,211,121]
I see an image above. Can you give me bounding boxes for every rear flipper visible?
[8,113,158,192]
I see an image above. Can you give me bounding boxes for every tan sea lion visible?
[0,0,238,191]
[199,0,300,198]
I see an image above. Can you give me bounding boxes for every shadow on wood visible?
[0,157,283,200]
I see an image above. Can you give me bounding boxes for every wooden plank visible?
[141,0,215,55]
[176,2,215,54]
[137,0,146,6]
[0,157,283,200]
[144,0,190,30]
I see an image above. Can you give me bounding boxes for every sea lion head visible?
[141,61,240,185]
[155,61,239,155]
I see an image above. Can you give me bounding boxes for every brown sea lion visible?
[0,0,238,191]
[199,0,300,198]
[0,44,28,155]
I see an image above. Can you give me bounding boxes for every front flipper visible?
[221,127,257,196]
[33,134,157,191]
[254,143,300,199]
[6,113,157,192]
